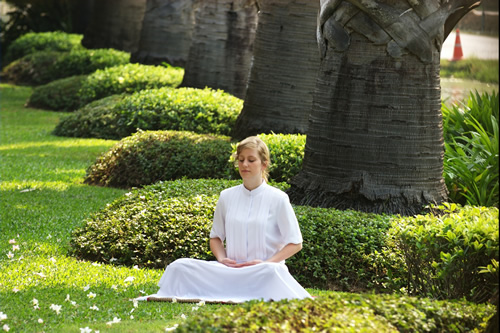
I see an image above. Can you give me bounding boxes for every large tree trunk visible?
[180,0,258,99]
[287,0,479,216]
[81,0,147,53]
[131,0,200,67]
[231,0,320,139]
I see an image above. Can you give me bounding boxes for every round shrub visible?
[53,87,242,139]
[4,31,83,65]
[2,51,59,85]
[2,48,130,86]
[52,94,128,136]
[78,63,184,106]
[70,178,392,292]
[27,75,87,111]
[83,131,234,188]
[70,179,240,267]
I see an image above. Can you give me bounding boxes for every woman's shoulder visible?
[265,183,290,201]
[219,183,243,197]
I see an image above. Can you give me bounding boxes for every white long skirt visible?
[137,258,312,303]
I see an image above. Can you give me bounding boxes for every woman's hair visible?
[233,136,271,181]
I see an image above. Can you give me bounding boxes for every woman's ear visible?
[262,161,269,170]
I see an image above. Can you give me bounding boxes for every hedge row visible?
[80,131,305,188]
[176,293,495,332]
[70,178,499,302]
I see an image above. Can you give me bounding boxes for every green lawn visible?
[0,84,236,332]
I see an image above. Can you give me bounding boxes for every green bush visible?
[442,91,499,207]
[52,94,128,135]
[176,293,494,332]
[373,203,499,303]
[80,132,307,188]
[70,178,391,292]
[53,87,242,138]
[26,75,87,111]
[2,48,130,86]
[77,63,184,106]
[83,131,234,188]
[3,31,83,65]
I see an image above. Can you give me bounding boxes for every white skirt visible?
[137,258,312,303]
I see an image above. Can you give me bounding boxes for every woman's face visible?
[237,148,266,182]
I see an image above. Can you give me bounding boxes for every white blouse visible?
[210,182,303,263]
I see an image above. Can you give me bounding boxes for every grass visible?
[0,84,232,332]
[441,58,499,84]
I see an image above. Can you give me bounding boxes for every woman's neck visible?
[243,178,264,191]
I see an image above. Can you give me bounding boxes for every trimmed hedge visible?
[83,131,234,188]
[374,203,499,303]
[53,86,241,137]
[82,132,305,188]
[176,293,495,332]
[77,63,184,106]
[3,31,83,65]
[2,48,130,86]
[52,94,129,135]
[26,75,87,111]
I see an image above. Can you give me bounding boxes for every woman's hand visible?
[220,258,263,268]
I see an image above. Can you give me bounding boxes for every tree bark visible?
[180,0,258,99]
[232,0,320,139]
[287,0,479,216]
[81,0,147,53]
[131,0,200,67]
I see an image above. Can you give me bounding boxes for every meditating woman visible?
[141,136,311,303]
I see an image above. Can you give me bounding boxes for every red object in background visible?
[451,28,464,61]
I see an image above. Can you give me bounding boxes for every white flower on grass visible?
[124,276,135,283]
[106,317,121,326]
[191,306,199,311]
[133,265,139,270]
[34,272,46,278]
[83,285,90,291]
[180,314,186,320]
[165,324,178,332]
[2,324,9,332]
[197,300,205,306]
[6,252,14,259]
[87,292,96,299]
[38,318,43,324]
[90,305,99,311]
[132,299,138,308]
[0,312,7,321]
[8,239,16,244]
[111,285,118,290]
[130,315,134,320]
[46,234,52,239]
[139,290,146,294]
[125,192,132,197]
[12,288,19,293]
[32,298,39,306]
[65,294,71,302]
[49,257,56,263]
[80,327,92,333]
[110,257,118,262]
[171,298,177,303]
[12,245,20,251]
[70,301,77,307]
[49,304,62,314]
[92,262,101,267]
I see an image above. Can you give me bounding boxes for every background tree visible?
[81,0,147,54]
[131,0,200,67]
[180,0,258,99]
[288,0,480,215]
[232,0,320,139]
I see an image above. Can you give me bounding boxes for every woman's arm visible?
[210,237,239,267]
[237,242,303,267]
